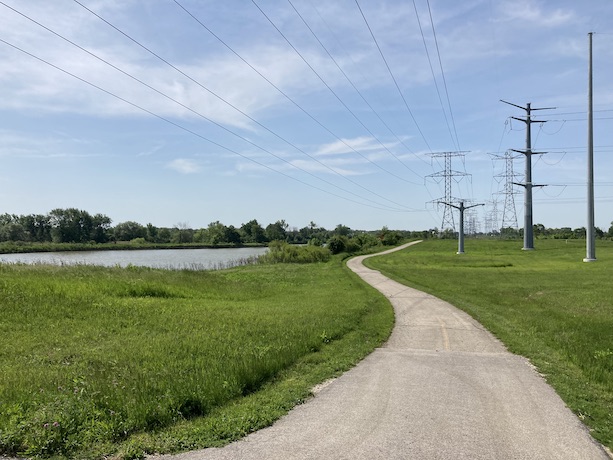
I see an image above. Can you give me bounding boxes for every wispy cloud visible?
[166,158,200,174]
[315,136,398,156]
[496,0,574,27]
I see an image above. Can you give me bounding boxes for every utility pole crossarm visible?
[510,149,546,155]
[501,100,557,111]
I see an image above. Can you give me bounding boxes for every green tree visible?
[573,227,586,239]
[240,219,267,243]
[206,221,227,245]
[145,223,159,243]
[533,223,547,238]
[157,227,172,243]
[265,220,288,242]
[595,226,604,238]
[20,214,52,242]
[49,208,95,243]
[90,214,112,243]
[378,226,402,245]
[113,221,146,242]
[353,232,380,250]
[334,224,351,237]
[225,225,241,245]
[193,228,208,243]
[0,222,26,242]
[172,222,193,243]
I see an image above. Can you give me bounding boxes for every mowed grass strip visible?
[365,238,613,450]
[0,257,393,459]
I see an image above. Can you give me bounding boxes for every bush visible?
[259,241,331,264]
[327,236,346,255]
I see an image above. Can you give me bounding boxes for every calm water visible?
[0,247,269,270]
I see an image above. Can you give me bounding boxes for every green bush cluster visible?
[258,241,331,263]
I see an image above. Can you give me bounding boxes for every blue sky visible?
[0,0,611,231]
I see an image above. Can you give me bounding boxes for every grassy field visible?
[365,238,613,450]
[0,256,393,459]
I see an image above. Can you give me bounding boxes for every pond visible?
[0,247,269,270]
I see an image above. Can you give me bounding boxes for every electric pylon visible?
[493,150,521,230]
[426,151,470,232]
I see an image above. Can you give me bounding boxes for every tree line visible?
[493,223,613,240]
[0,208,426,251]
[2,208,611,250]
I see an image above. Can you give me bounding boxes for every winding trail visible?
[157,241,610,459]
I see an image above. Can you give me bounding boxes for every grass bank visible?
[365,238,613,450]
[0,256,393,459]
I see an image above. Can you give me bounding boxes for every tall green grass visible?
[0,258,393,459]
[365,238,613,450]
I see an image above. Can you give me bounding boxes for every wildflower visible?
[43,423,49,428]
[52,421,60,428]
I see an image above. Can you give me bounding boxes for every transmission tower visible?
[426,151,470,231]
[493,150,522,230]
[465,208,479,235]
[484,199,499,234]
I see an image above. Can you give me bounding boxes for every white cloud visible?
[315,136,398,156]
[166,158,200,174]
[496,0,574,27]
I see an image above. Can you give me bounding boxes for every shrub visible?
[259,241,331,264]
[327,236,346,255]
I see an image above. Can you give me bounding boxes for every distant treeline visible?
[1,208,610,251]
[494,224,613,240]
[0,208,428,253]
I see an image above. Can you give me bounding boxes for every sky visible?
[0,0,611,232]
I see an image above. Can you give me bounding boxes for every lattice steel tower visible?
[496,150,521,230]
[427,151,470,231]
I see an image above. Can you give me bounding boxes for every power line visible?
[0,36,413,214]
[301,0,432,168]
[426,0,462,152]
[249,0,421,186]
[63,0,426,210]
[286,0,425,175]
[172,0,427,186]
[411,0,458,152]
[2,1,420,213]
[354,0,433,152]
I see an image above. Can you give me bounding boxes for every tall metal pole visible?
[524,103,534,250]
[458,202,466,254]
[439,201,484,254]
[501,100,554,250]
[584,32,597,262]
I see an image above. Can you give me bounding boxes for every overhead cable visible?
[354,0,433,153]
[250,0,423,185]
[0,36,411,213]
